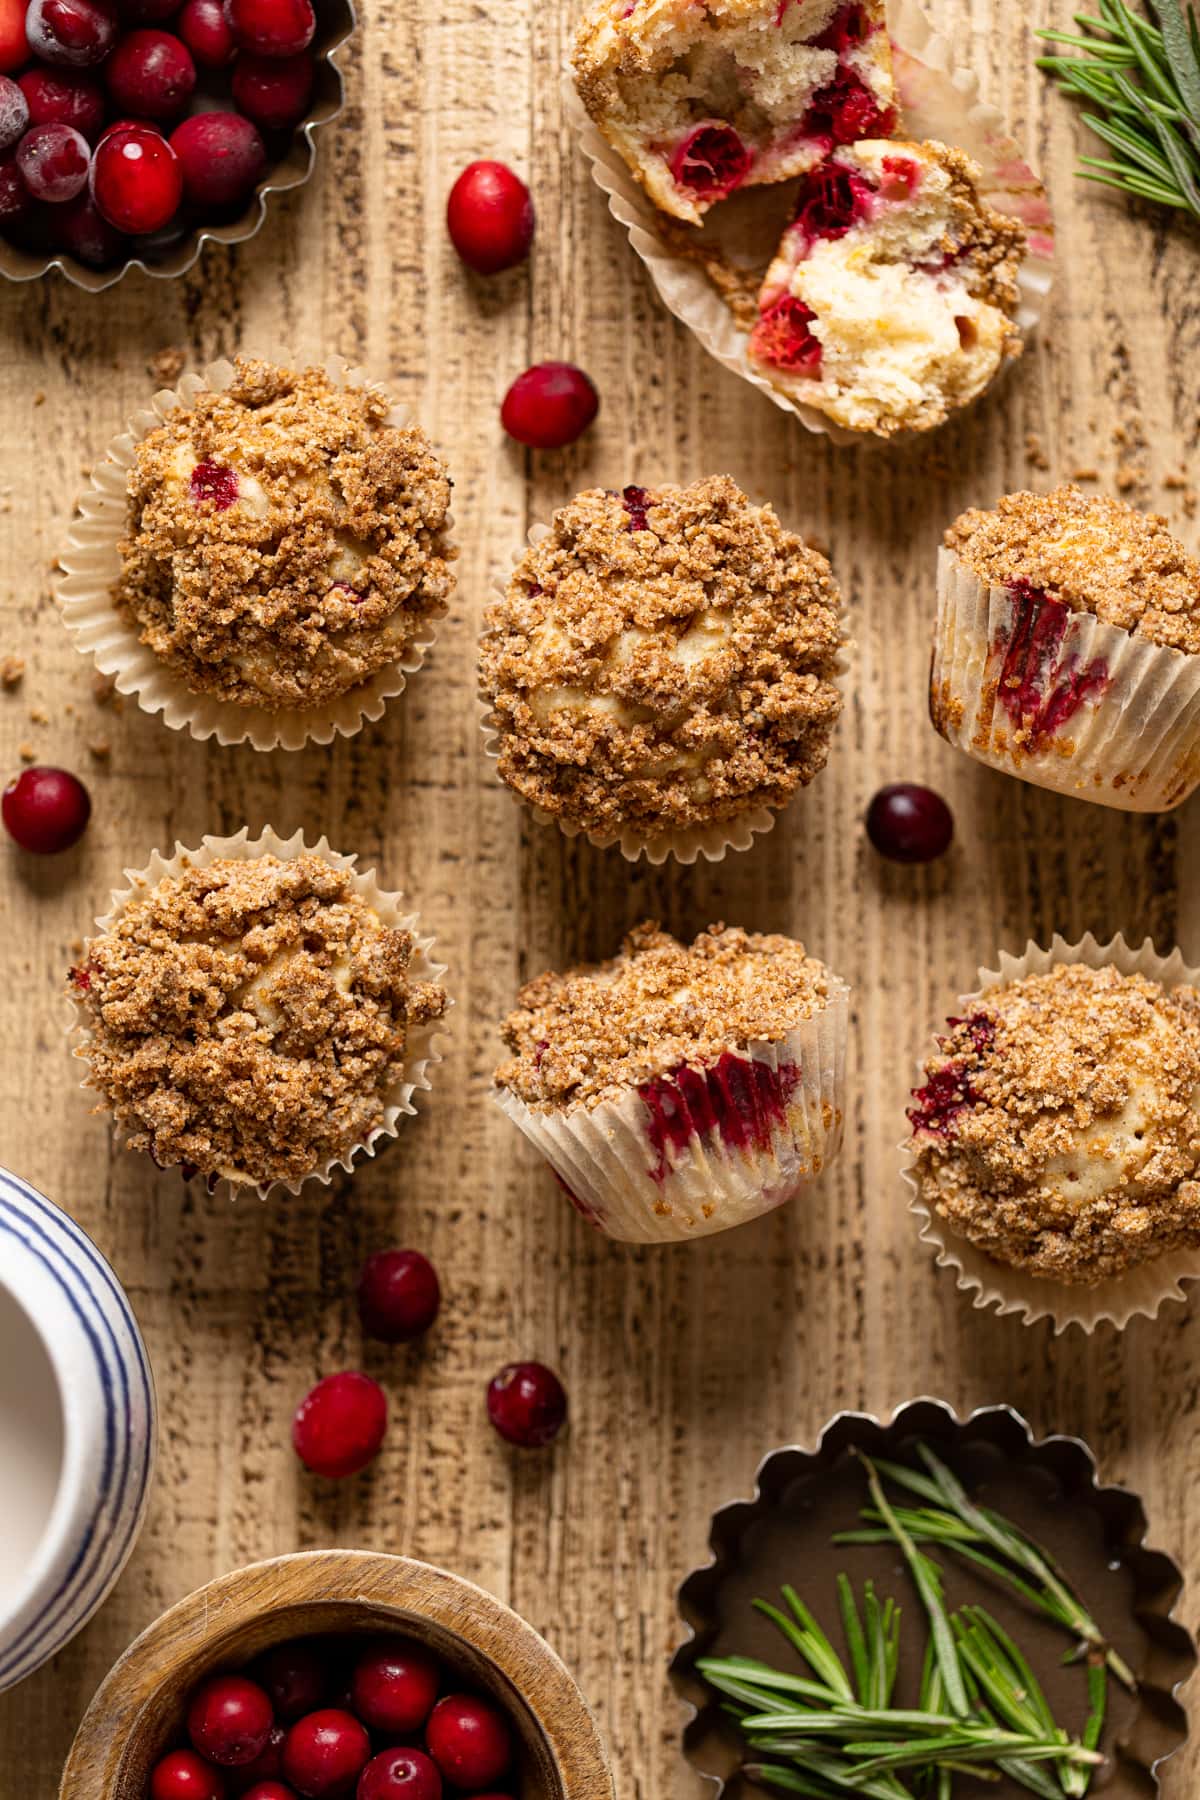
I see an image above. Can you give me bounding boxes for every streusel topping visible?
[496,921,836,1110]
[115,358,455,709]
[910,963,1200,1285]
[479,477,845,839]
[71,854,448,1188]
[945,485,1200,656]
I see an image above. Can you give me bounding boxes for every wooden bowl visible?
[59,1550,614,1800]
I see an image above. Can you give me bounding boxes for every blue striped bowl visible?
[0,1168,156,1693]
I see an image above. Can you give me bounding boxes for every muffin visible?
[494,921,850,1242]
[69,847,448,1193]
[479,477,846,860]
[571,0,894,226]
[932,484,1200,809]
[747,140,1027,435]
[113,357,455,712]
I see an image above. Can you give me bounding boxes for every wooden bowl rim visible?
[59,1549,614,1800]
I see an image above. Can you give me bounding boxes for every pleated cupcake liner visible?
[902,932,1200,1332]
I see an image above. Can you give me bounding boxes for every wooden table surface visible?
[1,0,1198,1790]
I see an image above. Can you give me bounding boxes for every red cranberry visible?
[425,1697,511,1792]
[177,0,235,64]
[17,122,91,202]
[230,49,311,127]
[446,160,533,274]
[669,121,751,200]
[2,766,91,853]
[18,67,105,139]
[0,148,30,222]
[170,110,264,206]
[282,1711,371,1799]
[151,1751,228,1800]
[500,362,598,450]
[121,0,183,21]
[189,457,238,506]
[292,1372,387,1478]
[241,1788,297,1800]
[252,1643,328,1723]
[0,75,28,151]
[357,1249,440,1343]
[90,122,182,231]
[865,783,954,864]
[486,1361,566,1448]
[750,295,822,373]
[349,1640,440,1735]
[25,0,118,67]
[224,0,314,58]
[106,29,196,119]
[231,1724,288,1787]
[0,0,26,72]
[54,187,126,262]
[187,1676,275,1768]
[357,1750,442,1800]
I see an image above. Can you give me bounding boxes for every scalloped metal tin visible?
[671,1399,1194,1799]
[0,0,355,293]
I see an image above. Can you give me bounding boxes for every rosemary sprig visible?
[1037,0,1200,217]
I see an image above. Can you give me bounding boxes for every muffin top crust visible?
[945,484,1200,656]
[496,921,837,1110]
[115,358,455,710]
[909,962,1200,1285]
[70,854,448,1188]
[479,477,845,841]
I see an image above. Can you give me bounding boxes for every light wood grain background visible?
[0,0,1197,1790]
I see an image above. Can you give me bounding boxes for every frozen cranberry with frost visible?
[188,1677,275,1768]
[486,1361,567,1448]
[0,76,28,151]
[17,122,91,201]
[177,0,235,63]
[225,0,314,57]
[18,68,105,139]
[357,1249,441,1343]
[25,0,118,66]
[446,160,533,274]
[292,1371,387,1479]
[425,1697,511,1792]
[0,0,26,72]
[357,1750,442,1800]
[91,122,182,230]
[170,111,265,207]
[0,149,30,223]
[54,188,126,262]
[282,1710,371,1798]
[230,49,311,127]
[866,783,953,865]
[105,29,196,119]
[253,1643,328,1723]
[3,767,91,853]
[150,1751,228,1800]
[350,1639,440,1735]
[500,362,598,450]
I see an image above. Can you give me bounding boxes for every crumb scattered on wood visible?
[28,705,47,724]
[33,391,44,407]
[147,347,186,386]
[1070,466,1099,481]
[1024,432,1050,471]
[18,741,34,762]
[1116,464,1145,492]
[88,738,111,761]
[1,655,24,689]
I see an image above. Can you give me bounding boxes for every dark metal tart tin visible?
[0,0,354,293]
[672,1400,1194,1799]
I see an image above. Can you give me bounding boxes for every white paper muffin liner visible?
[931,547,1200,812]
[903,932,1200,1332]
[55,357,452,752]
[496,975,849,1243]
[479,522,851,865]
[68,826,448,1200]
[567,0,1055,444]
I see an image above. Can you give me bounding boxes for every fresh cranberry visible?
[282,1711,371,1799]
[253,1644,328,1723]
[357,1249,441,1343]
[231,1724,288,1787]
[229,49,312,126]
[18,67,105,139]
[486,1362,566,1449]
[240,1788,297,1800]
[668,121,751,199]
[446,159,533,274]
[0,75,28,151]
[0,149,30,222]
[357,1750,442,1800]
[749,295,822,373]
[350,1640,440,1735]
[187,1677,275,1768]
[16,122,91,201]
[292,1372,387,1478]
[224,0,314,58]
[177,0,235,62]
[500,362,598,450]
[151,1751,228,1800]
[0,0,25,72]
[25,0,118,67]
[90,122,182,231]
[170,110,264,207]
[425,1697,511,1792]
[54,187,126,261]
[105,29,196,119]
[121,0,183,21]
[2,766,90,852]
[866,783,953,864]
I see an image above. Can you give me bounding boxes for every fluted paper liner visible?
[68,826,448,1200]
[903,932,1200,1332]
[931,546,1200,812]
[55,357,451,752]
[496,976,849,1243]
[568,0,1055,444]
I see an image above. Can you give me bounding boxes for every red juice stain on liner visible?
[907,1013,995,1137]
[994,583,1110,749]
[669,121,752,199]
[638,1050,802,1183]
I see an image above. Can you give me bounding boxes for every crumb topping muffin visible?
[748,140,1027,435]
[944,484,1200,657]
[909,964,1200,1285]
[497,920,834,1110]
[114,359,455,710]
[479,476,846,843]
[70,854,448,1189]
[572,0,894,225]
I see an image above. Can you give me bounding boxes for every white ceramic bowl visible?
[0,1167,156,1693]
